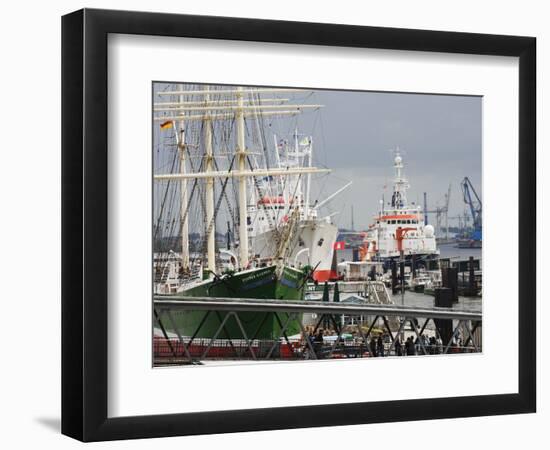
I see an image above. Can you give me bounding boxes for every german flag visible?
[160,120,173,130]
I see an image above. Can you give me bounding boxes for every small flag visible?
[160,120,173,130]
[333,241,345,250]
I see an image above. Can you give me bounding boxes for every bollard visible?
[469,256,476,294]
[399,261,405,293]
[322,281,329,302]
[391,261,398,294]
[369,266,376,281]
[442,267,459,302]
[434,287,453,345]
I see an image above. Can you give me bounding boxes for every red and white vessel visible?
[363,151,439,260]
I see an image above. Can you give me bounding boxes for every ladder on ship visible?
[367,281,393,305]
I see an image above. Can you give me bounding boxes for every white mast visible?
[204,87,216,275]
[177,86,189,270]
[236,87,249,269]
[392,148,409,209]
[304,137,312,219]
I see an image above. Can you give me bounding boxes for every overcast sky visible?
[154,84,482,233]
[288,89,482,230]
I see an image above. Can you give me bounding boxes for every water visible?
[438,242,482,261]
[390,290,481,313]
[337,242,481,263]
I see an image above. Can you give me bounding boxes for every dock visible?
[154,296,481,365]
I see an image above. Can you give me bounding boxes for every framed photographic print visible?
[62,8,536,442]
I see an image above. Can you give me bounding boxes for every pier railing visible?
[153,296,481,365]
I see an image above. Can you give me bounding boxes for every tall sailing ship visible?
[153,85,341,338]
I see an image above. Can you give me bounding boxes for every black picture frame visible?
[62,8,536,442]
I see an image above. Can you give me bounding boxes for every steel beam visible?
[154,296,481,321]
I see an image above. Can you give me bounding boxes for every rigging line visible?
[252,91,271,170]
[246,155,280,241]
[199,156,236,256]
[254,93,280,206]
[214,115,238,230]
[165,167,189,247]
[213,157,238,233]
[177,159,204,242]
[194,111,235,259]
[273,169,305,263]
[286,172,307,253]
[153,135,180,241]
[313,92,329,170]
[226,115,241,228]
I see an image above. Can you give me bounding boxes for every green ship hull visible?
[161,265,307,339]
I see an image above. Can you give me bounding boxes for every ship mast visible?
[236,87,249,268]
[304,135,312,220]
[177,86,189,270]
[204,87,216,274]
[391,148,409,210]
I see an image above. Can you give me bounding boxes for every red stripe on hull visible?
[313,269,339,282]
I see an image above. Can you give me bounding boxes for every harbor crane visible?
[461,177,482,241]
[423,183,452,240]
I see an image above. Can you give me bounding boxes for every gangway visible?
[154,296,481,364]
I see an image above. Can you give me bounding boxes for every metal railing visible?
[153,296,481,365]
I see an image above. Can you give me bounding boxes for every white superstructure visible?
[248,133,339,281]
[363,151,439,260]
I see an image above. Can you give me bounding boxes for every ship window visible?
[406,220,411,224]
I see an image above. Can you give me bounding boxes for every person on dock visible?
[395,337,403,356]
[377,335,385,357]
[405,336,416,356]
[313,329,324,358]
[369,336,378,357]
[436,336,443,354]
[429,336,437,354]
